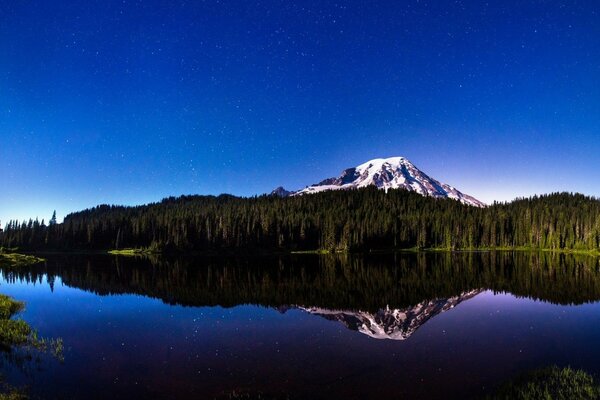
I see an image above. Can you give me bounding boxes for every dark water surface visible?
[2,252,600,399]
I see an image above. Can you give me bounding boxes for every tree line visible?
[2,189,600,252]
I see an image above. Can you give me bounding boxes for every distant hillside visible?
[1,189,600,253]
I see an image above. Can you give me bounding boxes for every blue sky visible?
[1,0,599,224]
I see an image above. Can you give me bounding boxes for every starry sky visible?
[1,0,599,224]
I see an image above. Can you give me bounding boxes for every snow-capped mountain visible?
[272,156,485,207]
[297,289,482,340]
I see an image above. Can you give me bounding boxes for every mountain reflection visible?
[292,289,481,340]
[2,252,600,340]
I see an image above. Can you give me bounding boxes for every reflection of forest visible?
[2,252,600,311]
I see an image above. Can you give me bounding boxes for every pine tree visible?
[49,210,57,226]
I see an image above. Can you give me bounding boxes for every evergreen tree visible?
[49,210,57,226]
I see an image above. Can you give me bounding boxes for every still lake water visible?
[2,252,600,399]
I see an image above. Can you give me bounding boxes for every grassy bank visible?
[490,366,600,399]
[7,243,599,258]
[0,252,60,398]
[0,292,63,399]
[108,248,159,256]
[292,246,600,257]
[290,249,337,255]
[0,253,45,268]
[435,247,600,257]
[0,294,62,358]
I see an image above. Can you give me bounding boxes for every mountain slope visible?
[274,156,485,207]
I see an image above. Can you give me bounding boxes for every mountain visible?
[296,289,482,340]
[275,156,485,207]
[270,186,293,197]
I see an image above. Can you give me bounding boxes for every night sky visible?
[1,0,599,223]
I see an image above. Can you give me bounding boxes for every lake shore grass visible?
[490,366,600,399]
[0,294,29,349]
[427,247,600,257]
[405,246,600,257]
[0,250,62,357]
[0,250,63,399]
[290,249,337,255]
[12,245,600,258]
[108,248,159,256]
[0,253,45,268]
[292,246,600,257]
[0,292,62,400]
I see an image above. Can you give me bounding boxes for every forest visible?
[1,189,600,253]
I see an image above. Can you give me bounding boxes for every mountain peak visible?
[271,186,292,197]
[356,156,408,168]
[273,156,485,207]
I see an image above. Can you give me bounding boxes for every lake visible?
[1,252,600,399]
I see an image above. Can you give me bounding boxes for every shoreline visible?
[6,246,599,258]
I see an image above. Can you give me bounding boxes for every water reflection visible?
[2,251,600,341]
[293,289,481,340]
[2,252,600,399]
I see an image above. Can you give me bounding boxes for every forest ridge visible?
[1,189,599,253]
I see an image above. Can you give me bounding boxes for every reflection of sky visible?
[2,275,600,399]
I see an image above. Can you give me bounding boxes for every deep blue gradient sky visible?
[1,0,599,223]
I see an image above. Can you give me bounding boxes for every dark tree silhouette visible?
[2,189,599,253]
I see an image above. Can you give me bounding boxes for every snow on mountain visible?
[275,156,485,207]
[297,289,482,340]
